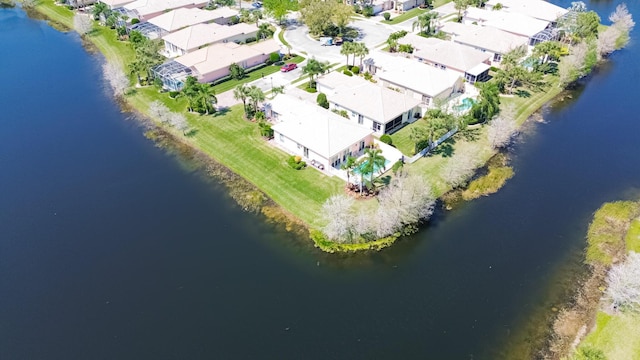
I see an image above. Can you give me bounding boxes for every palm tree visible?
[412,12,438,35]
[256,23,273,41]
[233,84,250,116]
[360,148,386,188]
[91,2,109,20]
[196,83,217,114]
[247,85,266,117]
[340,42,355,67]
[340,156,357,185]
[354,42,369,67]
[302,58,329,87]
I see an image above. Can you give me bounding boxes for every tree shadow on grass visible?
[515,89,531,98]
[457,127,482,142]
[213,107,231,117]
[430,138,455,158]
[376,175,392,187]
[185,128,199,137]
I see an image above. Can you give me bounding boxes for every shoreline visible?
[22,0,589,253]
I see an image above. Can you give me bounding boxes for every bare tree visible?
[487,104,518,149]
[610,3,635,33]
[73,13,93,36]
[558,42,588,86]
[168,112,189,134]
[605,251,640,310]
[321,195,355,242]
[148,101,171,123]
[597,27,621,57]
[442,147,481,188]
[102,62,129,96]
[375,172,435,237]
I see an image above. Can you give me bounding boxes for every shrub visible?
[363,72,373,81]
[317,93,329,109]
[287,155,306,170]
[351,66,360,74]
[343,69,353,76]
[245,37,257,44]
[391,160,403,174]
[305,87,317,93]
[258,121,273,138]
[362,5,374,17]
[269,52,281,63]
[383,12,391,21]
[169,91,179,98]
[229,63,245,80]
[380,134,393,145]
[130,18,140,24]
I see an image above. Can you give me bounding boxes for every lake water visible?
[1,1,639,359]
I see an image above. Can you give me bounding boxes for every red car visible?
[280,63,298,72]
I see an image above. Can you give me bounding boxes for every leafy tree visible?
[130,39,164,85]
[331,2,354,35]
[412,11,438,35]
[256,23,274,40]
[128,30,145,47]
[316,92,329,109]
[424,108,456,144]
[299,0,335,35]
[340,156,357,184]
[263,0,297,25]
[91,2,109,20]
[194,84,217,114]
[453,0,471,22]
[533,41,563,63]
[229,63,246,80]
[467,82,500,123]
[247,85,266,116]
[575,11,600,40]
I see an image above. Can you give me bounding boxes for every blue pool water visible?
[352,159,391,175]
[454,97,475,111]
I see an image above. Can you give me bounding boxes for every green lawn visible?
[390,121,428,156]
[212,55,304,94]
[576,311,640,360]
[499,76,562,125]
[34,0,73,28]
[625,218,640,253]
[382,8,428,25]
[277,30,289,47]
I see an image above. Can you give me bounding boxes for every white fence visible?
[406,128,458,164]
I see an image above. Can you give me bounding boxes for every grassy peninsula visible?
[25,0,633,253]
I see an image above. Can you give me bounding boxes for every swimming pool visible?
[453,98,475,111]
[352,159,391,175]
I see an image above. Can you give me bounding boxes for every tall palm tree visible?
[247,85,265,116]
[354,42,369,67]
[233,84,250,116]
[302,58,329,86]
[340,156,357,185]
[340,41,355,67]
[196,83,217,114]
[360,148,386,188]
[412,12,438,35]
[256,23,273,41]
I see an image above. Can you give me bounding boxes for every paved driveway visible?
[284,18,397,63]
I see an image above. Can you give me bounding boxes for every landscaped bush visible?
[383,12,391,21]
[363,72,373,81]
[169,91,180,98]
[362,5,374,17]
[258,120,273,138]
[269,52,281,63]
[130,18,140,24]
[287,155,306,170]
[305,87,318,93]
[317,93,329,109]
[245,37,257,44]
[343,69,353,76]
[351,66,360,74]
[380,134,393,145]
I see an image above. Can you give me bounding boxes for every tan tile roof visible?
[148,8,224,32]
[398,34,491,72]
[439,22,529,54]
[163,22,258,52]
[485,0,568,22]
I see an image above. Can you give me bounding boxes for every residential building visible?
[154,39,280,90]
[121,0,208,22]
[162,22,259,58]
[267,94,374,171]
[99,0,135,10]
[133,7,225,40]
[397,34,491,83]
[316,72,421,135]
[462,7,553,45]
[485,0,568,24]
[363,52,463,107]
[439,22,529,64]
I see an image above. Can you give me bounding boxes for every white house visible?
[316,72,421,135]
[397,34,491,83]
[363,52,463,107]
[439,22,529,64]
[267,94,374,171]
[99,0,135,10]
[122,0,208,22]
[462,7,551,45]
[162,22,259,57]
[485,0,568,24]
[133,7,223,40]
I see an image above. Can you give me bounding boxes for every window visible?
[422,95,430,105]
[359,141,365,151]
[358,114,364,124]
[352,111,357,118]
[372,121,382,132]
[279,134,284,142]
[304,147,309,158]
[493,53,502,62]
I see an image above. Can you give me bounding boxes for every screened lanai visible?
[530,27,559,46]
[129,21,167,40]
[151,61,192,91]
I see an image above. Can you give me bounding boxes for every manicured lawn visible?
[382,8,427,25]
[390,120,429,156]
[211,55,304,94]
[625,218,640,253]
[277,30,289,47]
[499,76,562,125]
[577,311,640,360]
[35,0,73,28]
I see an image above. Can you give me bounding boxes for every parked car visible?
[280,63,298,72]
[251,2,262,8]
[319,37,333,46]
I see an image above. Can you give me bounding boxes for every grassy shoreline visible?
[28,0,566,252]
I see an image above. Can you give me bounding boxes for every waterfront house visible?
[363,52,463,107]
[133,8,225,40]
[439,22,529,64]
[154,39,280,90]
[462,7,553,46]
[397,34,491,83]
[485,0,568,24]
[316,72,421,135]
[122,0,208,22]
[267,94,374,171]
[162,22,259,58]
[99,0,135,10]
